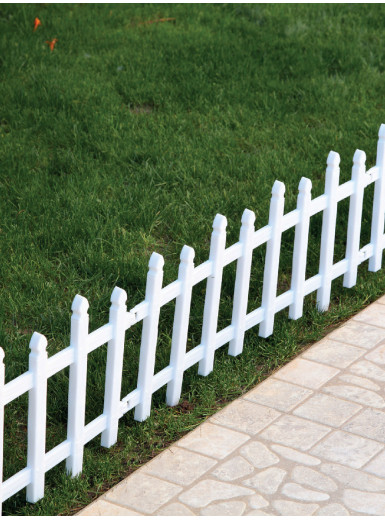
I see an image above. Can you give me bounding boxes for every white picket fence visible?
[1,125,385,513]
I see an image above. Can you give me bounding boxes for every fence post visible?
[101,287,127,448]
[317,151,340,311]
[66,295,89,476]
[0,349,4,516]
[166,246,195,406]
[289,177,312,320]
[26,332,48,503]
[228,209,255,356]
[259,180,285,338]
[344,150,366,288]
[369,124,385,272]
[134,253,164,422]
[198,214,227,377]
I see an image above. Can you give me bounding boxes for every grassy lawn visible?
[2,3,385,515]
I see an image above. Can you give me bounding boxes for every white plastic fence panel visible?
[259,180,285,338]
[343,150,367,288]
[166,245,195,406]
[317,151,340,311]
[369,124,385,272]
[101,287,127,448]
[228,209,256,356]
[289,177,312,320]
[134,253,164,421]
[198,214,227,376]
[26,333,48,503]
[66,295,89,476]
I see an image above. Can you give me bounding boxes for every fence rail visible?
[1,125,385,512]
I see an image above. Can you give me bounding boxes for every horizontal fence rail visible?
[1,125,385,512]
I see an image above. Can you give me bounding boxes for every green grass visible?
[1,3,385,515]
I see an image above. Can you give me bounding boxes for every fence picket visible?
[166,246,195,406]
[0,349,4,515]
[259,181,285,338]
[198,214,227,376]
[344,150,366,288]
[228,209,255,356]
[134,253,164,421]
[317,151,340,311]
[369,124,385,272]
[66,295,89,476]
[26,333,48,503]
[101,287,128,447]
[289,178,312,320]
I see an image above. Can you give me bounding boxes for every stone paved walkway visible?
[78,296,385,516]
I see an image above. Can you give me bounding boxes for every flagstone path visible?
[78,296,385,515]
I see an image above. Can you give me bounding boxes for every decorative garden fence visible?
[1,125,385,513]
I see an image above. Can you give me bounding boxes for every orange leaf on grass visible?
[46,38,58,51]
[33,17,41,31]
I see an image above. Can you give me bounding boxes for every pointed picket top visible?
[148,251,164,272]
[353,149,366,167]
[298,177,312,194]
[241,208,256,226]
[71,294,89,315]
[0,347,4,363]
[180,245,195,264]
[327,150,340,167]
[212,213,227,232]
[29,332,48,354]
[379,123,385,139]
[111,286,127,306]
[271,179,285,198]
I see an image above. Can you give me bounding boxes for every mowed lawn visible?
[1,3,385,515]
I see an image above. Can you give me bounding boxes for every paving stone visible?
[353,303,385,329]
[316,503,350,515]
[242,467,287,494]
[177,422,249,459]
[302,339,365,368]
[281,482,329,501]
[178,479,253,508]
[349,359,385,381]
[260,415,330,450]
[243,378,313,412]
[310,430,383,469]
[201,500,246,516]
[248,494,270,509]
[210,400,280,435]
[79,499,142,516]
[156,502,195,516]
[105,473,182,515]
[292,465,337,492]
[240,441,279,468]
[293,393,361,427]
[363,449,385,478]
[273,500,319,515]
[142,446,216,486]
[320,462,385,491]
[338,373,380,390]
[323,384,385,408]
[274,358,339,389]
[343,407,385,442]
[211,455,254,481]
[365,342,385,365]
[271,444,321,466]
[329,321,385,349]
[377,294,385,305]
[343,488,385,515]
[245,510,272,516]
[328,320,385,350]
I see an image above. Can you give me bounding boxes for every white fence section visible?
[1,125,385,512]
